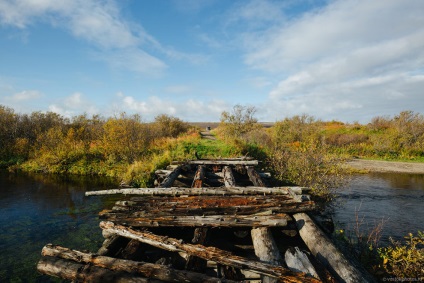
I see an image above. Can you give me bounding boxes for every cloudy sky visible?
[0,0,423,122]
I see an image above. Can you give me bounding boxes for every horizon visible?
[1,0,423,123]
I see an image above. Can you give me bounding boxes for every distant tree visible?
[153,114,189,138]
[219,105,259,139]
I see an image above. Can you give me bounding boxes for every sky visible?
[0,0,423,123]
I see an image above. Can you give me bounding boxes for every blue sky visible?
[0,0,423,122]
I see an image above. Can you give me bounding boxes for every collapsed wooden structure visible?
[37,158,371,283]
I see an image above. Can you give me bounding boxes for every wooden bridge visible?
[37,158,372,282]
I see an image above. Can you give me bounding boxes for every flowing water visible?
[0,170,423,281]
[332,172,424,245]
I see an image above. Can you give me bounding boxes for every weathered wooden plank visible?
[109,204,314,216]
[102,213,291,227]
[37,256,163,283]
[41,244,238,283]
[293,213,374,283]
[86,186,305,196]
[187,160,258,166]
[100,221,321,283]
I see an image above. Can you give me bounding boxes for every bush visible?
[378,231,424,278]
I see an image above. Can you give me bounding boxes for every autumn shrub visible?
[267,141,348,201]
[378,231,424,278]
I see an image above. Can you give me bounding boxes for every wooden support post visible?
[223,166,236,187]
[185,227,209,272]
[100,221,321,283]
[192,165,205,188]
[246,166,265,187]
[159,165,182,188]
[293,213,374,283]
[251,227,282,283]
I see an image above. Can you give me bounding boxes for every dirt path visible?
[346,159,424,174]
[200,131,216,140]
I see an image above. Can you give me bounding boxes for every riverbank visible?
[346,159,424,174]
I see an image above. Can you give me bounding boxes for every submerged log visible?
[85,186,305,196]
[293,213,373,283]
[102,213,291,227]
[37,256,163,283]
[100,221,321,283]
[40,244,236,283]
[284,247,319,280]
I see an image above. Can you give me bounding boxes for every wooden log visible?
[246,166,265,187]
[102,213,291,227]
[251,227,282,283]
[159,165,182,188]
[284,247,319,279]
[40,245,237,283]
[37,256,163,283]
[223,166,236,187]
[100,221,321,283]
[192,165,206,188]
[85,186,306,196]
[293,213,373,283]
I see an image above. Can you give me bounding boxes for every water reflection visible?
[0,170,118,282]
[332,172,424,245]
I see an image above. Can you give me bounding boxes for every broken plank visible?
[100,221,321,283]
[85,186,306,196]
[41,244,238,283]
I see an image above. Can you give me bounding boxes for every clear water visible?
[0,170,119,282]
[332,172,424,245]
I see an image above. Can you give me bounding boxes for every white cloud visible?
[0,0,172,74]
[164,85,192,94]
[49,92,98,118]
[7,90,42,101]
[237,0,424,122]
[117,93,228,121]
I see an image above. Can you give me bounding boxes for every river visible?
[0,170,423,282]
